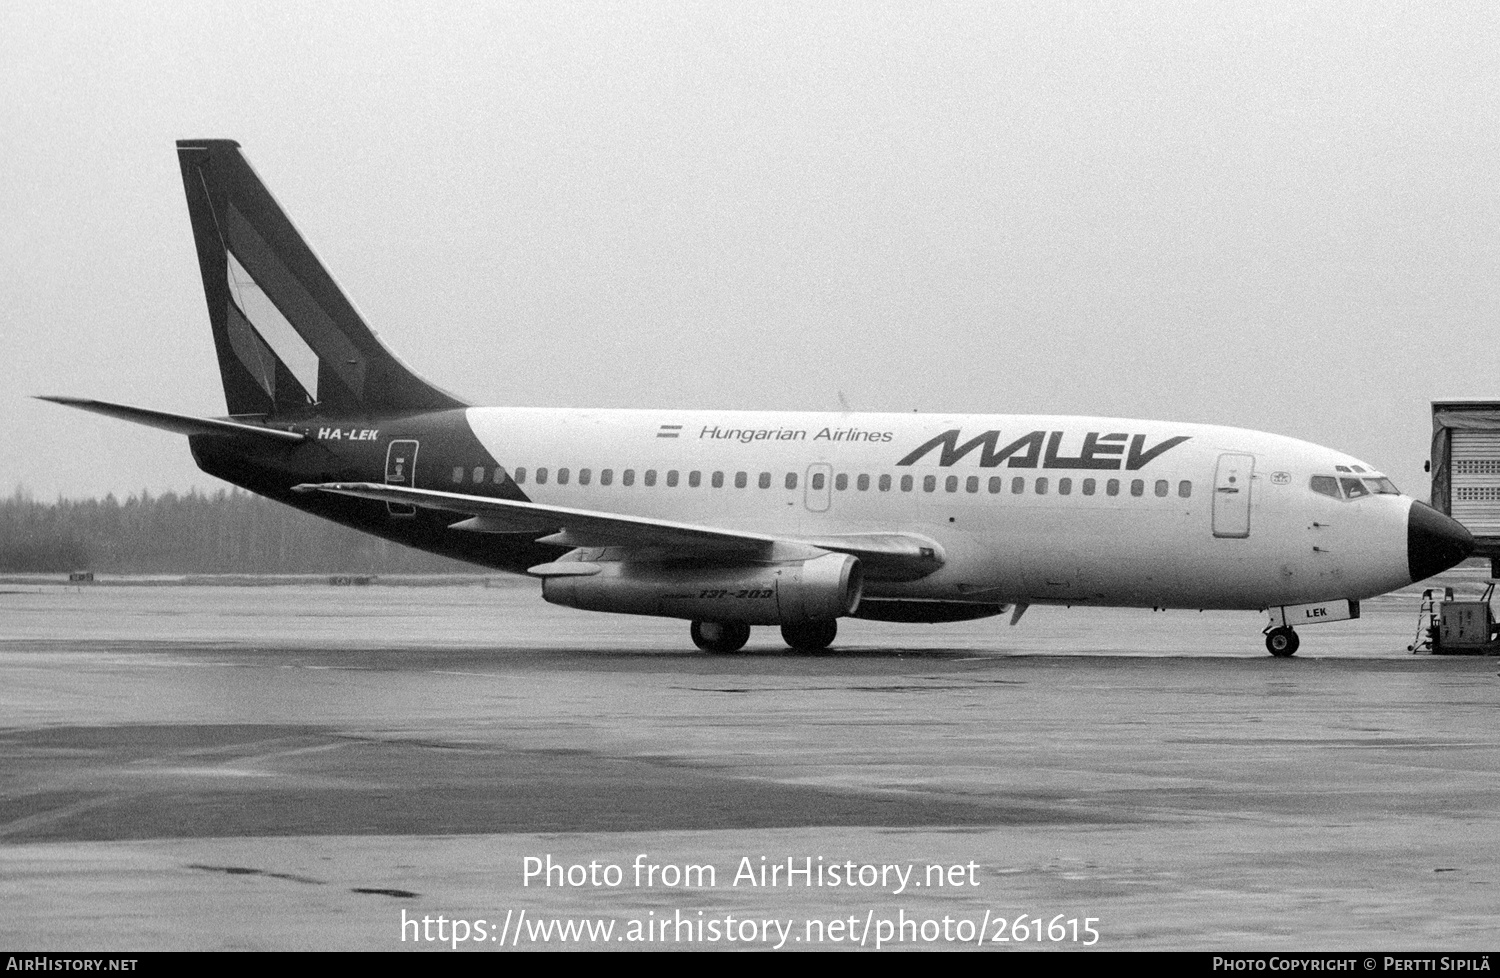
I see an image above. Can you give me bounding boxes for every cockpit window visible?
[1310,476,1340,498]
[1313,473,1400,500]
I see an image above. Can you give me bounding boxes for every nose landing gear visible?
[1262,599,1357,657]
[1264,626,1300,657]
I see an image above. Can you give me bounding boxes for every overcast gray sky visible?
[3,1,1496,501]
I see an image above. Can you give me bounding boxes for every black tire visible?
[1265,627,1299,657]
[781,620,838,652]
[690,620,750,653]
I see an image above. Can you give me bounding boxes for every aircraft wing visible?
[294,481,944,581]
[37,396,306,444]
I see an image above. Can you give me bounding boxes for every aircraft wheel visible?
[1265,627,1299,658]
[781,620,838,653]
[690,620,750,653]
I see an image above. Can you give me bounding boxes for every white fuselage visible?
[463,408,1414,611]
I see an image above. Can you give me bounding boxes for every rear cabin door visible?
[1212,452,1254,538]
[385,440,419,517]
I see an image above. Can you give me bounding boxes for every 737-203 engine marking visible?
[699,589,775,600]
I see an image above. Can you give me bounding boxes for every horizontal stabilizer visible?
[37,396,305,443]
[294,482,944,579]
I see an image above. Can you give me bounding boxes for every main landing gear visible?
[1264,626,1300,658]
[687,620,840,653]
[690,620,750,653]
[781,620,838,653]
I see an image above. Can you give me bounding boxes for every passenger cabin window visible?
[989,477,1003,494]
[759,472,771,489]
[879,474,892,492]
[514,467,527,484]
[1107,479,1120,496]
[945,475,958,493]
[494,467,508,484]
[735,471,747,489]
[1083,478,1096,496]
[623,469,635,486]
[601,469,614,486]
[1130,479,1143,497]
[644,469,657,487]
[900,475,913,492]
[688,471,701,488]
[835,474,848,491]
[536,468,549,485]
[923,475,936,493]
[711,471,724,488]
[472,466,485,483]
[1011,477,1024,494]
[785,473,798,490]
[1058,477,1072,495]
[811,472,825,490]
[579,468,592,486]
[1036,477,1048,495]
[857,474,870,491]
[1178,480,1192,498]
[667,471,680,487]
[557,468,570,485]
[966,476,980,493]
[1155,479,1169,497]
[452,466,464,484]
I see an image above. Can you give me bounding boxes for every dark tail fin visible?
[176,139,468,418]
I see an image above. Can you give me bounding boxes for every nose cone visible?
[1408,501,1475,583]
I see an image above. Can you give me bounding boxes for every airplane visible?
[41,139,1475,657]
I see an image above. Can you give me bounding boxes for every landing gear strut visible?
[781,620,838,652]
[690,620,750,653]
[1265,626,1299,657]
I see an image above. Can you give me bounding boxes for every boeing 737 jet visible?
[42,140,1475,655]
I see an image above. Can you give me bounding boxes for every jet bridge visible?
[1414,401,1500,653]
[1430,400,1500,574]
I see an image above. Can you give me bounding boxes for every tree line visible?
[0,488,471,574]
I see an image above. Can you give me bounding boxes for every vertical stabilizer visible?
[176,139,468,418]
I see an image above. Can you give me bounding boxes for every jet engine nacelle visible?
[542,552,863,625]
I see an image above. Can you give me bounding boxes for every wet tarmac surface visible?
[2,578,1498,950]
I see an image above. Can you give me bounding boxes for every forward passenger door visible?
[1212,453,1254,538]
